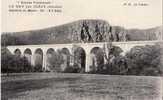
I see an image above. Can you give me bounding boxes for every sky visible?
[1,0,163,32]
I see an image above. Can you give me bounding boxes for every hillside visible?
[1,19,162,46]
[127,26,163,41]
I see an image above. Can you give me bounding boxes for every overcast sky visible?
[1,0,162,32]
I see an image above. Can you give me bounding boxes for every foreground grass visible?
[1,73,162,100]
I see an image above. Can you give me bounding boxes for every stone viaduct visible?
[7,40,163,72]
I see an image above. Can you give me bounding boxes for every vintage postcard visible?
[1,0,163,100]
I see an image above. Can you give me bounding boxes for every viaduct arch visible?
[7,41,162,72]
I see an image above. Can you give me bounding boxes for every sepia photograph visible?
[1,0,163,100]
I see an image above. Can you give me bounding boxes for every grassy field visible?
[1,73,162,100]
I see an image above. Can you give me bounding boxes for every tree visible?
[1,47,33,73]
[80,22,92,42]
[95,24,103,42]
[48,50,64,72]
[126,45,162,76]
[110,55,128,75]
[89,42,125,74]
[103,42,123,63]
[103,42,127,74]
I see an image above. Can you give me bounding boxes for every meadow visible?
[1,73,162,100]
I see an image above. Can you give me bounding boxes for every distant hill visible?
[1,19,162,46]
[127,26,163,41]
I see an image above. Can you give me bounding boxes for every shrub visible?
[63,64,81,73]
[33,65,43,72]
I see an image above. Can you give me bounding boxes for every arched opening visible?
[34,48,43,71]
[46,48,55,71]
[14,49,21,56]
[24,48,32,65]
[90,47,104,72]
[60,48,70,71]
[46,48,70,72]
[73,47,86,72]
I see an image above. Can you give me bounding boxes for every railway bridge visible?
[7,41,162,72]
